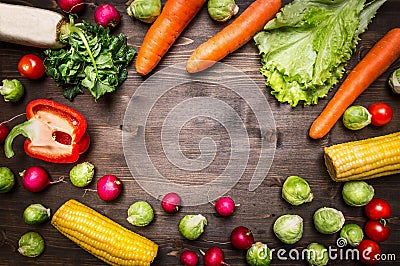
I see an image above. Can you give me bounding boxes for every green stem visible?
[4,120,31,159]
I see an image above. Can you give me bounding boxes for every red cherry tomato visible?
[367,102,393,126]
[18,54,46,80]
[365,198,392,220]
[365,220,390,242]
[357,239,381,264]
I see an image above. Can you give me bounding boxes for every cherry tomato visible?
[365,220,390,242]
[357,239,381,264]
[18,54,46,80]
[368,102,393,126]
[0,124,10,143]
[365,198,391,220]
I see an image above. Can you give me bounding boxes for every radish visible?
[230,226,254,250]
[58,0,85,14]
[180,250,199,266]
[20,166,64,192]
[0,123,10,143]
[214,197,237,217]
[161,192,181,214]
[97,174,122,201]
[203,246,229,266]
[94,4,121,29]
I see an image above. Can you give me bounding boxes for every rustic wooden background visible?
[0,0,399,265]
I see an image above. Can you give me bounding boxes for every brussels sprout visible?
[69,162,95,187]
[0,79,24,102]
[207,0,239,22]
[340,223,364,247]
[178,214,207,240]
[388,68,400,94]
[246,242,272,266]
[282,176,313,206]
[342,105,371,130]
[313,207,345,234]
[0,166,15,193]
[23,204,51,225]
[127,0,161,23]
[273,214,303,244]
[306,242,329,266]
[18,231,45,258]
[342,181,374,207]
[127,201,154,226]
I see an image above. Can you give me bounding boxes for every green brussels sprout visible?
[127,0,161,23]
[178,214,207,240]
[388,68,400,94]
[342,181,374,207]
[246,242,272,266]
[0,166,15,193]
[273,214,303,244]
[342,105,371,130]
[0,79,24,102]
[306,243,329,266]
[313,207,345,234]
[282,175,313,206]
[127,201,154,226]
[207,0,239,22]
[23,204,51,225]
[340,223,364,247]
[69,162,95,187]
[18,231,45,258]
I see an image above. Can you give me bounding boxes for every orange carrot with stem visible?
[135,0,206,76]
[309,28,400,139]
[186,0,281,73]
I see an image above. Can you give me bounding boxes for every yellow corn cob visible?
[324,131,400,182]
[51,199,158,266]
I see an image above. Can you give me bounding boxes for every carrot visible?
[309,28,400,139]
[135,0,206,76]
[186,0,281,73]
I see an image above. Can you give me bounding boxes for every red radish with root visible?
[230,226,254,250]
[20,166,64,192]
[58,0,85,14]
[161,192,181,214]
[180,250,199,266]
[214,196,237,217]
[94,4,121,29]
[96,175,122,201]
[202,246,229,266]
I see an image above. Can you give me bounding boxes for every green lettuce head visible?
[273,214,303,244]
[282,175,313,205]
[127,0,161,23]
[207,0,239,22]
[342,181,374,207]
[178,214,207,240]
[23,204,51,225]
[340,223,364,247]
[342,106,371,130]
[18,232,45,258]
[313,207,345,234]
[69,162,95,187]
[246,242,272,266]
[306,242,329,266]
[127,201,154,226]
[0,167,15,193]
[0,79,24,102]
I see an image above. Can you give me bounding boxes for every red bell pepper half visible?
[4,99,88,163]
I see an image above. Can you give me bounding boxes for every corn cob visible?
[324,131,400,182]
[51,199,158,266]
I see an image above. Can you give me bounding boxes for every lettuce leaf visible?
[254,0,387,107]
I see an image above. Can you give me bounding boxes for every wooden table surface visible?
[0,0,399,265]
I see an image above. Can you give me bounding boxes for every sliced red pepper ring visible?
[4,99,87,163]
